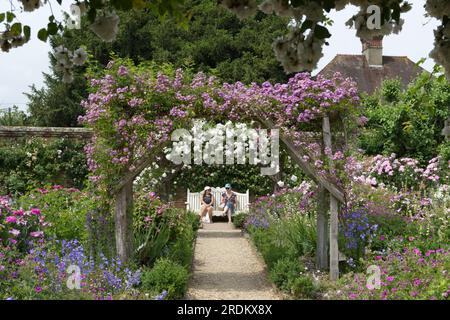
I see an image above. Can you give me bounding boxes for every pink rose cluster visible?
[1,197,46,247]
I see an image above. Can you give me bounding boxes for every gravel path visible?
[186,222,281,300]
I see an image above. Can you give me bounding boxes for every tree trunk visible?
[114,181,134,263]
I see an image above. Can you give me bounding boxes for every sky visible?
[0,0,440,112]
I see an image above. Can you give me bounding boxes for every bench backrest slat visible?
[186,187,249,215]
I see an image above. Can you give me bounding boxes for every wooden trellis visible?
[0,122,345,280]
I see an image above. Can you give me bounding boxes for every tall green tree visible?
[26,0,288,127]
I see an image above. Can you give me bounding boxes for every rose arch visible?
[0,58,358,280]
[72,58,360,280]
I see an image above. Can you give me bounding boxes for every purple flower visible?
[117,66,129,76]
[155,290,168,300]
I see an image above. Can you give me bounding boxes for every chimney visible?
[362,36,383,67]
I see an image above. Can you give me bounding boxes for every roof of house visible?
[317,54,425,94]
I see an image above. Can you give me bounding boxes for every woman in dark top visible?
[200,186,214,224]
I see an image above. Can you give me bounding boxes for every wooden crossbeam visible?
[254,116,345,203]
[0,126,93,139]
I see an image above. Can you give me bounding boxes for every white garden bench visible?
[186,187,250,222]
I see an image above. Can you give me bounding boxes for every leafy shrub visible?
[250,227,292,269]
[232,211,249,229]
[0,138,88,195]
[134,192,198,266]
[164,212,198,267]
[141,258,189,299]
[359,71,450,164]
[16,186,96,243]
[269,257,302,292]
[290,275,318,299]
[279,214,317,257]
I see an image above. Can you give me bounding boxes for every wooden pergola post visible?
[316,185,329,269]
[322,115,339,280]
[114,180,134,263]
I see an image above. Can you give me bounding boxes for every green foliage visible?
[269,257,302,292]
[232,211,249,229]
[134,192,198,267]
[0,138,88,195]
[141,258,189,299]
[173,164,274,197]
[16,187,96,243]
[136,222,171,266]
[250,226,293,269]
[277,215,317,257]
[359,71,450,164]
[163,211,199,267]
[290,275,319,299]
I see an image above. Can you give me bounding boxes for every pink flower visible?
[386,276,395,282]
[348,293,358,299]
[13,209,24,216]
[375,255,383,260]
[30,231,44,238]
[413,248,422,256]
[380,235,385,241]
[5,216,17,224]
[30,208,41,215]
[413,278,422,286]
[9,229,20,237]
[35,286,42,293]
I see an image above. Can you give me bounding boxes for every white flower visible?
[72,47,87,66]
[162,173,167,178]
[54,46,70,61]
[290,175,298,182]
[89,11,120,42]
[55,57,73,72]
[20,0,41,12]
[277,181,284,188]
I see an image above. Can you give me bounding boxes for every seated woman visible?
[221,183,237,224]
[200,186,214,224]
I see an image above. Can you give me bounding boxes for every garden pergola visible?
[0,117,345,280]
